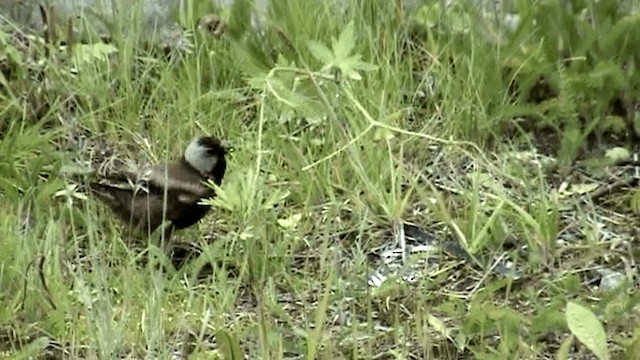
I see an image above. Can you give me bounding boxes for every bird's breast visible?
[171,203,211,229]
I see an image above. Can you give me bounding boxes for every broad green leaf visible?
[266,77,310,108]
[604,147,630,163]
[342,67,361,81]
[230,40,272,79]
[428,313,453,340]
[332,21,356,59]
[308,40,334,65]
[338,56,378,80]
[348,59,379,72]
[566,301,610,360]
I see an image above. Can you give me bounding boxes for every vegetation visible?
[1,0,638,358]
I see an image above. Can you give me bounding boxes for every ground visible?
[0,1,638,359]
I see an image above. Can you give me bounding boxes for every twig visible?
[37,256,57,310]
[19,255,57,312]
[588,177,638,202]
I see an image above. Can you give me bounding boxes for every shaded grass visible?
[1,0,638,359]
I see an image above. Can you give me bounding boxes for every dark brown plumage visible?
[88,136,227,239]
[197,14,226,38]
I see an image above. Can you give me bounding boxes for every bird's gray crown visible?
[183,136,225,175]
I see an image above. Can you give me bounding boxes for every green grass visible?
[1,0,639,359]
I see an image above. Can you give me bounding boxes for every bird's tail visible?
[87,180,149,209]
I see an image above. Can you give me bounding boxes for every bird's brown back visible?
[89,182,169,234]
[90,162,215,235]
[145,162,213,199]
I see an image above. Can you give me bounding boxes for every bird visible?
[197,14,226,38]
[87,136,227,241]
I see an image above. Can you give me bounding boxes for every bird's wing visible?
[146,164,212,200]
[88,182,138,209]
[88,181,168,233]
[91,168,150,195]
[89,164,212,204]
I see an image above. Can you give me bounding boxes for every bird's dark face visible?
[198,136,226,157]
[184,136,227,184]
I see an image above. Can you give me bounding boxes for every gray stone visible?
[0,0,190,52]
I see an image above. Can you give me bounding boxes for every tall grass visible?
[1,0,637,359]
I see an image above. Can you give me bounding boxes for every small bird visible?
[88,136,227,240]
[197,14,226,38]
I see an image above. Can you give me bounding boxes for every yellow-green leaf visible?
[604,146,630,163]
[566,301,610,360]
[215,329,243,360]
[277,213,302,229]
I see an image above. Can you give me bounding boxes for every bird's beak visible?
[221,140,237,154]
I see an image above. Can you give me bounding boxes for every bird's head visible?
[183,136,227,183]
